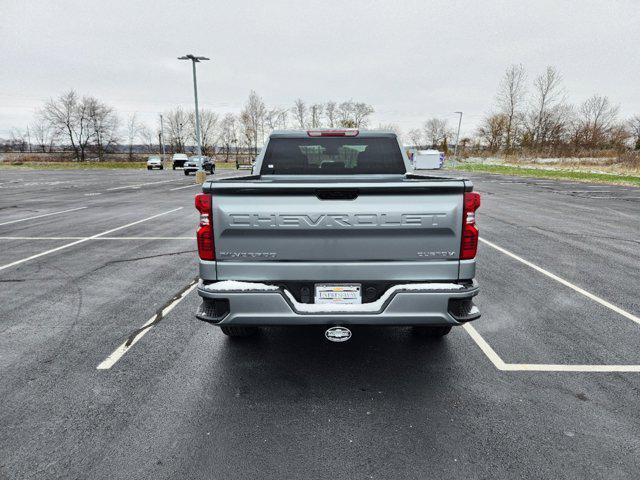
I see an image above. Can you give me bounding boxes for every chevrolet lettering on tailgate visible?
[227,213,449,228]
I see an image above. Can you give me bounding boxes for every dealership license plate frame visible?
[314,283,362,305]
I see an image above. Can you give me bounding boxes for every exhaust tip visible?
[325,326,352,342]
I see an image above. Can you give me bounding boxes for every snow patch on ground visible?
[202,280,465,313]
[284,283,464,313]
[201,280,280,292]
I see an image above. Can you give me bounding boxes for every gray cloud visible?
[1,0,638,137]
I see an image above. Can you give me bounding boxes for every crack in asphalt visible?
[91,250,197,272]
[124,277,198,347]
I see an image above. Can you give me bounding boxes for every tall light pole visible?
[159,114,166,159]
[178,54,209,162]
[453,111,463,159]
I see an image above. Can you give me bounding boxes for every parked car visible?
[146,156,163,170]
[172,153,189,170]
[194,129,481,340]
[184,156,215,175]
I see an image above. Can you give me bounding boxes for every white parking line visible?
[463,324,640,372]
[97,280,198,370]
[462,324,507,369]
[106,179,178,191]
[0,236,192,240]
[501,363,640,372]
[464,237,640,373]
[169,184,201,191]
[0,208,183,271]
[589,196,640,199]
[0,207,87,226]
[479,237,640,326]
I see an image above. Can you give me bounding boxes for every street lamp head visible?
[454,111,463,114]
[178,54,210,62]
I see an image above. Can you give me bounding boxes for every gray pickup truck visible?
[194,130,480,341]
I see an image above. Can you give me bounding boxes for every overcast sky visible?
[1,0,639,138]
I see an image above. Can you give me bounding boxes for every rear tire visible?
[172,165,176,170]
[413,325,452,337]
[160,166,164,170]
[184,170,189,175]
[220,325,257,338]
[147,166,151,170]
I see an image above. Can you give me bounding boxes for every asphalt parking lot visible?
[1,167,639,479]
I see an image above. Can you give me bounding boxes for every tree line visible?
[3,90,375,161]
[408,65,640,155]
[4,70,640,160]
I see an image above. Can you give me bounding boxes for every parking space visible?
[1,168,640,478]
[471,243,640,368]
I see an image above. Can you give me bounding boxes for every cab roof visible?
[269,129,397,138]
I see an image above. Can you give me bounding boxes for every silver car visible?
[146,156,163,170]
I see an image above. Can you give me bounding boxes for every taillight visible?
[195,193,214,260]
[460,192,481,260]
[307,129,359,137]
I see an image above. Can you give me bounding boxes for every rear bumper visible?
[196,280,480,326]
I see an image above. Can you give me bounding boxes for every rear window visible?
[260,137,406,175]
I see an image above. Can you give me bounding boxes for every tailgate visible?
[208,180,465,281]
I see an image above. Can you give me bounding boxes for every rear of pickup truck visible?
[194,130,480,339]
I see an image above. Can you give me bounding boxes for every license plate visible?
[315,284,362,305]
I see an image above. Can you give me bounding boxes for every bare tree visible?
[138,124,155,153]
[189,109,219,156]
[42,90,94,161]
[477,113,508,152]
[324,101,337,127]
[423,118,450,148]
[607,123,631,151]
[337,100,374,128]
[165,107,190,153]
[576,94,620,148]
[219,113,239,162]
[406,128,425,149]
[88,98,119,159]
[310,103,324,128]
[377,123,402,142]
[125,113,141,160]
[352,102,374,128]
[31,119,55,152]
[265,107,288,132]
[292,98,308,129]
[240,91,266,154]
[41,91,78,158]
[627,115,640,150]
[9,129,28,152]
[496,64,527,150]
[527,66,565,147]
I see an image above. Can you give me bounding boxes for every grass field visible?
[450,163,640,187]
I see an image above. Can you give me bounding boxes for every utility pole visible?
[159,114,166,159]
[453,111,463,159]
[26,125,32,153]
[178,54,209,167]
